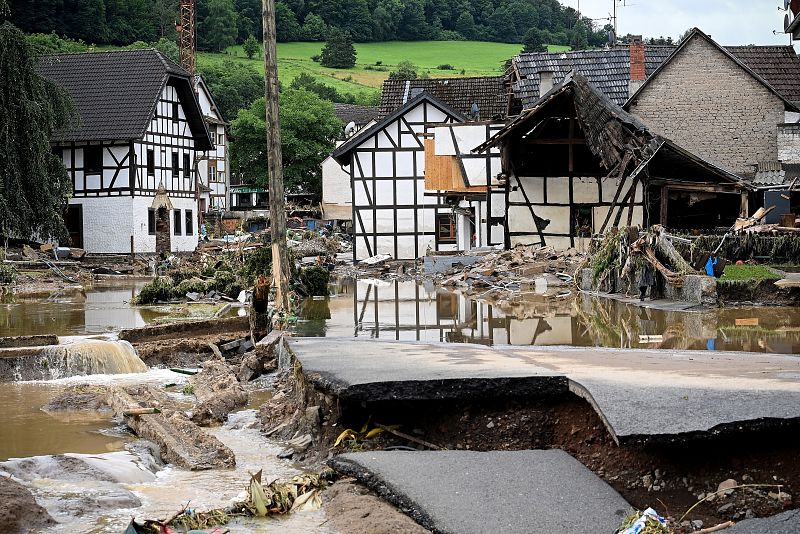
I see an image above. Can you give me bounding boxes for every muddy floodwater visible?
[294,278,800,354]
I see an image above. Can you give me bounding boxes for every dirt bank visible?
[0,475,56,533]
[260,368,797,532]
[323,479,431,534]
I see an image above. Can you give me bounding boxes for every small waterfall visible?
[29,339,148,380]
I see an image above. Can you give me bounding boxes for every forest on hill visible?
[9,0,611,50]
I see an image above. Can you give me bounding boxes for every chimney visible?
[539,70,554,96]
[629,35,645,97]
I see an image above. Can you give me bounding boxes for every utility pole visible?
[261,0,290,312]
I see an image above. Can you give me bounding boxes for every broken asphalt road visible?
[329,449,629,534]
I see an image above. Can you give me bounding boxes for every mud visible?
[323,479,431,534]
[119,315,250,344]
[133,330,250,368]
[0,475,56,533]
[41,384,110,413]
[717,278,800,306]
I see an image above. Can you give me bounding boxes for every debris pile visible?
[434,246,585,300]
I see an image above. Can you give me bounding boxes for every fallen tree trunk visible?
[189,360,248,426]
[108,385,235,470]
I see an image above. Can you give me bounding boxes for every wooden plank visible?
[423,138,487,193]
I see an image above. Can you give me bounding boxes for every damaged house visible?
[330,77,507,261]
[625,28,800,226]
[475,72,751,250]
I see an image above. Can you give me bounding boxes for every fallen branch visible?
[695,521,735,533]
[375,423,442,450]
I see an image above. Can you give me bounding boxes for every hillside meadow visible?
[198,40,570,102]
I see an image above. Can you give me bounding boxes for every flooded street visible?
[294,278,800,354]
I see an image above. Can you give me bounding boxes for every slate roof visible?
[333,103,379,126]
[513,42,800,108]
[378,77,508,120]
[512,46,674,107]
[37,49,212,150]
[724,45,800,105]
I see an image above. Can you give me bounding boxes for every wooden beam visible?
[568,117,575,175]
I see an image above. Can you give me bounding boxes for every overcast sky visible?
[567,0,796,47]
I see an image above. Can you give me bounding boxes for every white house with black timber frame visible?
[37,49,213,254]
[194,75,228,213]
[331,93,503,261]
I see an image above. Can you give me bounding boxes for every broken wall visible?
[508,174,644,250]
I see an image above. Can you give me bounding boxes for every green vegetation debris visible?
[719,264,781,282]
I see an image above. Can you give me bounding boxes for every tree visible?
[569,19,588,51]
[301,13,326,41]
[290,72,356,103]
[319,28,356,69]
[198,0,237,52]
[242,33,259,58]
[198,61,263,120]
[388,60,418,80]
[0,19,75,242]
[454,11,476,40]
[229,89,341,200]
[522,27,547,53]
[275,1,301,42]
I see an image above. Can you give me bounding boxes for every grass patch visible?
[719,264,781,282]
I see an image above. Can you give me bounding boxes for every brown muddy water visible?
[294,278,800,354]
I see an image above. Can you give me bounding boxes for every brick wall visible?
[629,34,784,175]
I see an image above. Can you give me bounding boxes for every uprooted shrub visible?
[300,266,330,297]
[134,277,175,304]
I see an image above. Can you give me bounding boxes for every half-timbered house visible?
[37,49,212,254]
[475,73,753,250]
[330,77,508,261]
[195,75,228,214]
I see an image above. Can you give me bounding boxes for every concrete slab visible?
[290,338,800,443]
[725,509,800,533]
[329,450,630,534]
[288,337,567,401]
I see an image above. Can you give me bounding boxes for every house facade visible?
[194,75,228,214]
[476,73,752,249]
[625,29,800,187]
[38,49,212,254]
[328,77,508,261]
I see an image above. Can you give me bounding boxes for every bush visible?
[242,247,272,284]
[388,60,418,81]
[375,60,382,66]
[311,54,321,62]
[168,268,202,285]
[208,270,243,298]
[436,64,455,70]
[135,278,175,304]
[0,263,16,284]
[173,278,209,297]
[300,266,330,296]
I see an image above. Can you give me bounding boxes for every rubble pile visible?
[434,246,586,300]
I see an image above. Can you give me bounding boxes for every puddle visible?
[293,278,800,354]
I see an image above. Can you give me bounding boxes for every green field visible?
[197,41,569,103]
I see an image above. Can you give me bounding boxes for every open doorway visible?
[64,204,83,248]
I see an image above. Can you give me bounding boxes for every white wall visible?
[322,153,352,206]
[69,196,134,254]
